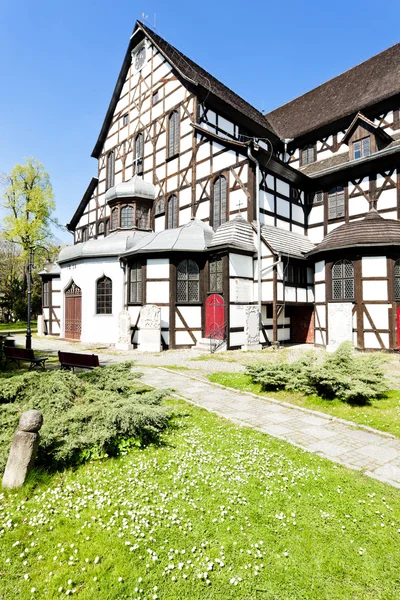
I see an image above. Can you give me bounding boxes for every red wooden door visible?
[205,294,225,339]
[397,307,400,349]
[65,282,82,340]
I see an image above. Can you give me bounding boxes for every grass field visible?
[1,399,400,599]
[0,321,37,333]
[208,372,400,438]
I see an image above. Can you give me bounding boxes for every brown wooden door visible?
[65,282,82,340]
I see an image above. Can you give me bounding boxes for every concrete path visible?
[11,334,400,489]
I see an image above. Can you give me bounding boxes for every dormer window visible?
[353,137,370,160]
[301,144,315,166]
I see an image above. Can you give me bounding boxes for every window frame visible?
[122,113,129,126]
[394,259,400,301]
[176,259,200,303]
[353,136,371,160]
[96,276,113,315]
[42,281,50,308]
[331,259,355,301]
[328,186,345,220]
[97,221,105,236]
[111,207,119,231]
[120,205,134,229]
[209,256,224,293]
[82,227,89,242]
[212,174,228,231]
[301,144,316,166]
[167,195,179,229]
[167,110,179,158]
[134,132,144,176]
[128,261,143,304]
[106,151,115,190]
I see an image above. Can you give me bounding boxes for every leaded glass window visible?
[106,151,115,190]
[353,137,371,160]
[394,260,400,301]
[328,186,345,220]
[43,281,50,307]
[120,206,134,228]
[111,208,118,230]
[105,219,110,236]
[136,205,149,229]
[96,276,112,314]
[82,227,89,242]
[209,257,223,292]
[155,199,165,216]
[301,144,315,165]
[332,260,354,300]
[177,260,200,303]
[167,195,178,229]
[129,262,142,303]
[134,133,144,175]
[98,221,105,235]
[213,175,227,230]
[168,110,179,157]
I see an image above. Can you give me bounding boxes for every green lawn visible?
[0,321,37,333]
[208,372,400,438]
[1,399,400,599]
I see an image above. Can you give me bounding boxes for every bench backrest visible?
[4,347,34,360]
[58,351,99,368]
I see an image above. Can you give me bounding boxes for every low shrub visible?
[247,342,388,404]
[0,362,170,472]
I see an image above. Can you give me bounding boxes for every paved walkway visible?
[11,335,400,489]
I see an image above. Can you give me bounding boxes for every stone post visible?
[138,305,162,352]
[116,310,133,350]
[2,410,43,489]
[37,315,45,337]
[241,305,262,351]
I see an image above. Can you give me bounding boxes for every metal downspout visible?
[247,144,262,335]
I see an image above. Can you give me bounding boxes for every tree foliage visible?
[1,158,57,254]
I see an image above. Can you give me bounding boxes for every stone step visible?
[192,338,227,353]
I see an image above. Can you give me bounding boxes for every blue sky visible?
[1,0,399,244]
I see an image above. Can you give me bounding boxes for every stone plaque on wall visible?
[242,305,262,351]
[138,305,162,352]
[116,310,133,351]
[327,302,353,352]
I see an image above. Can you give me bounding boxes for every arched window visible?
[82,227,89,242]
[301,144,315,166]
[111,208,118,230]
[98,221,105,235]
[168,110,179,157]
[136,205,149,229]
[209,257,223,293]
[155,199,165,216]
[134,133,144,176]
[394,260,400,301]
[106,151,115,190]
[177,259,200,303]
[328,186,345,220]
[332,260,354,300]
[129,262,142,303]
[120,205,134,228]
[96,276,112,314]
[213,175,227,230]
[105,219,110,236]
[167,195,178,229]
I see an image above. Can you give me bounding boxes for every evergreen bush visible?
[247,342,388,404]
[0,362,170,472]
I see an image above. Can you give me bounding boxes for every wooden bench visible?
[58,351,99,372]
[4,347,48,370]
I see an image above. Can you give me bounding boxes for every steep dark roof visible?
[92,22,277,158]
[266,43,400,140]
[307,210,400,257]
[261,224,315,259]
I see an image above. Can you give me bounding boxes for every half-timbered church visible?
[41,21,400,351]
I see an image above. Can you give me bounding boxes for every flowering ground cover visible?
[208,372,400,439]
[1,399,400,599]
